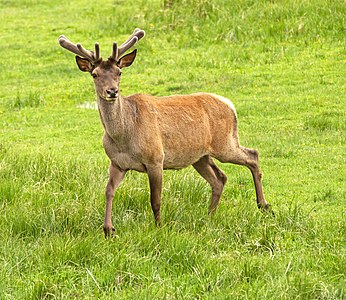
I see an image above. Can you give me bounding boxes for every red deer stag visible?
[58,28,271,238]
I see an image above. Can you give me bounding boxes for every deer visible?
[58,28,271,238]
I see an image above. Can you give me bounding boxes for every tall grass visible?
[0,0,345,298]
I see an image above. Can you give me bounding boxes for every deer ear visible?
[76,56,93,72]
[117,49,137,68]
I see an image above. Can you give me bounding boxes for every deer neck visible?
[97,95,135,139]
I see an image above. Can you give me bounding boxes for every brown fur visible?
[100,93,238,171]
[60,35,270,238]
[96,82,270,237]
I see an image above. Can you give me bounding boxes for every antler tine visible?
[115,28,145,61]
[76,43,95,62]
[118,36,139,58]
[122,28,145,45]
[111,42,118,61]
[58,35,99,63]
[94,43,101,62]
[58,35,84,56]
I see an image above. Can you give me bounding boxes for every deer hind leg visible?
[220,145,270,210]
[104,163,126,238]
[193,155,227,214]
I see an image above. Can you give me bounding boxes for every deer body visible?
[99,92,237,172]
[58,29,271,237]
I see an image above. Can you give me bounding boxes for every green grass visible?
[0,0,345,298]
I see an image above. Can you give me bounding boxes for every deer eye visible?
[91,73,97,78]
[118,72,122,77]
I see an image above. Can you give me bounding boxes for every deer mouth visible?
[106,95,118,101]
[99,92,119,102]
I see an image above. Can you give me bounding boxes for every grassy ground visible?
[0,0,345,298]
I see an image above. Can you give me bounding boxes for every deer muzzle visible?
[106,88,119,100]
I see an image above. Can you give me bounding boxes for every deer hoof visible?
[259,203,275,217]
[103,226,116,239]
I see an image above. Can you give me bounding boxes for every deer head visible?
[58,28,145,101]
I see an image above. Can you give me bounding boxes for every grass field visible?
[0,0,345,298]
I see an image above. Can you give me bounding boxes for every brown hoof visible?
[258,203,275,216]
[103,226,116,239]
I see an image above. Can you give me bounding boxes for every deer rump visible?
[100,92,238,173]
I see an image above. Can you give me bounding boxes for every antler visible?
[58,35,101,63]
[110,28,145,62]
[58,28,145,63]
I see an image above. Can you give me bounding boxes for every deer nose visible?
[106,88,118,98]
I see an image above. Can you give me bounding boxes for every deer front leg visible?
[104,163,126,238]
[146,164,163,224]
